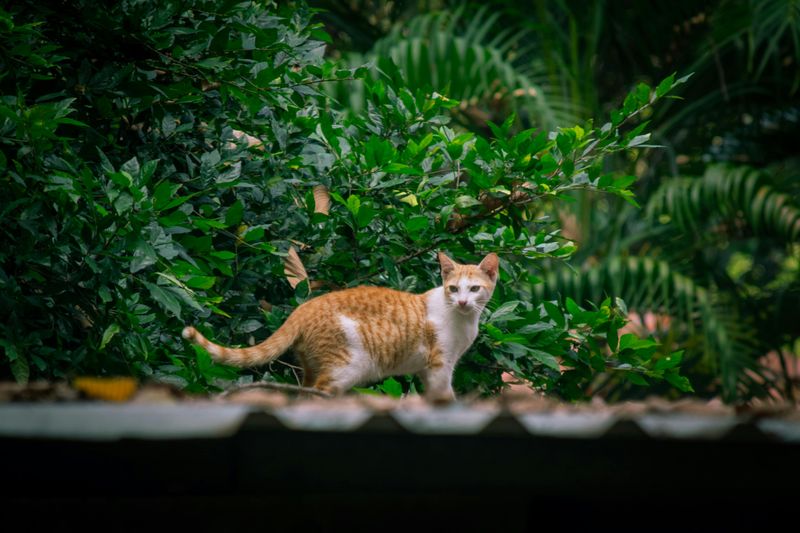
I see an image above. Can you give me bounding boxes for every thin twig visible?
[275,359,304,372]
[267,360,302,385]
[286,77,356,88]
[396,241,444,265]
[218,381,332,399]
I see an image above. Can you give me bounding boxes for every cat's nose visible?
[458,300,468,307]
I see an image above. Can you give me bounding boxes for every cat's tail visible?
[182,318,299,367]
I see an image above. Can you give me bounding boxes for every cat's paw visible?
[426,391,457,406]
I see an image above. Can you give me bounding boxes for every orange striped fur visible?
[182,252,499,402]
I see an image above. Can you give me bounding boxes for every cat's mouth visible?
[454,304,476,314]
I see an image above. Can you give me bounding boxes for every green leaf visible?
[626,372,649,386]
[656,73,676,98]
[56,117,88,128]
[364,136,394,167]
[627,134,650,148]
[469,171,495,189]
[243,227,264,242]
[487,120,505,141]
[542,301,565,328]
[619,334,658,352]
[528,349,560,371]
[538,153,558,174]
[225,200,244,226]
[455,195,481,208]
[99,286,113,304]
[121,157,140,177]
[113,192,134,214]
[597,174,614,188]
[346,195,361,216]
[130,239,158,273]
[100,323,120,350]
[556,132,574,155]
[192,217,227,230]
[613,175,637,189]
[210,250,236,260]
[607,324,619,351]
[194,344,213,372]
[153,182,181,211]
[217,161,242,184]
[11,356,29,385]
[501,113,516,134]
[356,204,378,228]
[565,297,581,316]
[654,351,684,371]
[144,281,182,319]
[383,162,422,175]
[185,276,216,289]
[379,377,403,397]
[490,301,520,322]
[237,319,263,334]
[665,371,694,392]
[404,215,429,233]
[484,323,506,341]
[615,297,629,316]
[635,83,651,105]
[140,160,159,185]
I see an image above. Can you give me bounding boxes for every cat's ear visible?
[438,251,457,278]
[479,253,499,281]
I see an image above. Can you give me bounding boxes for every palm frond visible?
[338,7,579,130]
[645,165,800,243]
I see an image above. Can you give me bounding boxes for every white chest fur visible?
[425,287,480,363]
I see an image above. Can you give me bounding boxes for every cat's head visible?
[437,252,499,314]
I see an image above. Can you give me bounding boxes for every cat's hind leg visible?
[310,362,364,395]
[302,314,378,395]
[305,346,367,395]
[308,315,378,395]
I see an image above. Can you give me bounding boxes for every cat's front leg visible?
[420,364,456,405]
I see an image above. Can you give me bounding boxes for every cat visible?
[182,252,499,402]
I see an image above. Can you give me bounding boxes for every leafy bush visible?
[0,1,690,399]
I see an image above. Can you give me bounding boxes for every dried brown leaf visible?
[231,129,265,150]
[313,185,330,215]
[283,246,308,289]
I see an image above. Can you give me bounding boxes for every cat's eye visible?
[469,285,481,292]
[448,285,459,293]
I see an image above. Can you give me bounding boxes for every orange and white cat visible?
[182,252,499,402]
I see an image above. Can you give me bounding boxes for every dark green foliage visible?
[0,1,689,399]
[464,294,693,400]
[534,256,766,401]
